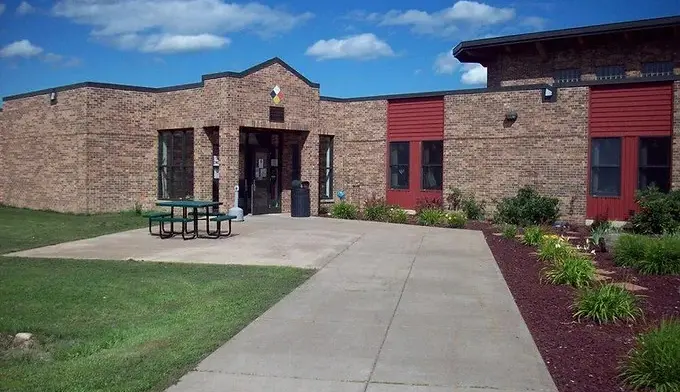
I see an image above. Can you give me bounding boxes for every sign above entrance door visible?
[270,85,283,104]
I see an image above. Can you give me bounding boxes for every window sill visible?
[590,195,621,199]
[320,199,334,204]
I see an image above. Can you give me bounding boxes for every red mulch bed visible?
[473,222,680,392]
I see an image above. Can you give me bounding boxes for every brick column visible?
[301,130,319,215]
[673,81,680,190]
[193,127,213,200]
[219,124,240,210]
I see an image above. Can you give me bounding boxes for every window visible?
[590,138,621,197]
[642,62,674,77]
[269,106,284,123]
[596,65,625,80]
[158,129,194,199]
[319,136,333,199]
[639,137,671,192]
[554,68,581,84]
[421,141,443,190]
[389,142,409,189]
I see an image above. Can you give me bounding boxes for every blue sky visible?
[0,0,677,102]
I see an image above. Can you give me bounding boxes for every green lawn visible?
[0,258,313,392]
[0,205,147,254]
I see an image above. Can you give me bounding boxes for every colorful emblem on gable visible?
[270,85,283,104]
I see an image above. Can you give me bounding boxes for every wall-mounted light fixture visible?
[505,110,518,121]
[542,86,557,103]
[49,90,57,105]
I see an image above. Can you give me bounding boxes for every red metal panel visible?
[386,97,444,209]
[590,83,673,136]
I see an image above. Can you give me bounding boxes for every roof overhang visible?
[453,15,680,63]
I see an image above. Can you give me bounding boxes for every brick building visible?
[0,16,678,222]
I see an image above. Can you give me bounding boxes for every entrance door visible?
[251,148,270,215]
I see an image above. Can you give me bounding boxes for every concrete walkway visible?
[155,218,558,392]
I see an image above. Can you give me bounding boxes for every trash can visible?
[291,181,311,217]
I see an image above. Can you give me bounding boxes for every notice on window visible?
[258,158,264,168]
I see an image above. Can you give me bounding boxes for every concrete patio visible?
[9,215,557,391]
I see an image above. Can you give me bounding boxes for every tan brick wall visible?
[319,99,387,207]
[673,81,680,190]
[488,37,679,87]
[444,87,589,223]
[0,90,89,212]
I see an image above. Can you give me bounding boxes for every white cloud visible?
[379,1,515,35]
[306,33,394,61]
[43,52,63,63]
[52,0,313,52]
[521,16,547,30]
[433,51,486,85]
[0,3,5,16]
[0,40,43,58]
[42,52,81,66]
[461,63,487,85]
[141,34,230,53]
[17,1,34,15]
[434,51,460,74]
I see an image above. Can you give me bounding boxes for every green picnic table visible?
[147,200,234,239]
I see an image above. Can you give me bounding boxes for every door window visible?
[389,142,409,189]
[639,137,671,192]
[590,137,621,197]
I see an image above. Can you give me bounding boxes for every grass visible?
[0,258,314,392]
[0,205,147,254]
[522,226,543,246]
[543,255,596,288]
[621,319,680,392]
[614,234,680,275]
[573,284,643,324]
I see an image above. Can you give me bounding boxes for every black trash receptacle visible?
[291,181,311,217]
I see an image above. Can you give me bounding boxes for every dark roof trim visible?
[3,57,319,102]
[201,57,320,88]
[320,83,553,102]
[453,15,680,61]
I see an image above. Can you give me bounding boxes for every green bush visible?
[462,196,485,221]
[501,224,518,239]
[388,208,409,224]
[331,202,358,220]
[446,187,463,211]
[542,255,595,288]
[363,197,390,222]
[522,226,544,246]
[537,236,575,263]
[621,319,680,392]
[639,235,680,275]
[415,197,443,214]
[573,284,642,324]
[630,187,680,235]
[418,208,447,226]
[495,187,560,226]
[446,211,467,228]
[614,234,649,268]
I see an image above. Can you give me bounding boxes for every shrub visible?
[630,187,680,235]
[415,197,443,214]
[538,235,575,263]
[446,187,463,211]
[501,224,518,239]
[363,196,391,222]
[639,235,680,275]
[573,284,642,324]
[542,255,595,288]
[614,234,649,268]
[331,202,358,220]
[462,196,485,221]
[621,319,680,392]
[495,187,560,226]
[418,208,447,226]
[589,222,612,251]
[522,226,544,246]
[388,208,409,224]
[446,211,467,228]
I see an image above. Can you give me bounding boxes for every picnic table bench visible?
[146,200,234,239]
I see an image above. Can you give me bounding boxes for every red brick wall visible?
[444,87,590,222]
[673,81,680,190]
[488,36,679,87]
[0,90,90,212]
